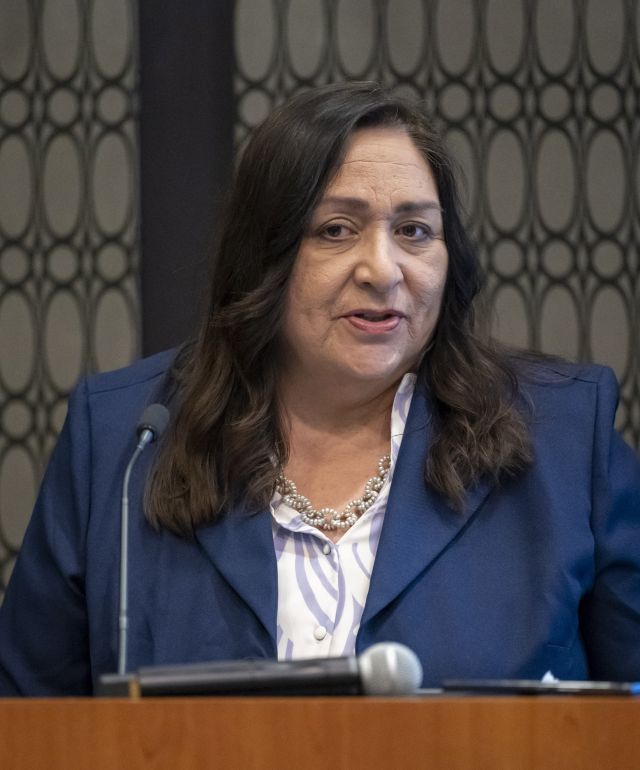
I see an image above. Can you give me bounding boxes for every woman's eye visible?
[321,223,350,239]
[397,222,432,241]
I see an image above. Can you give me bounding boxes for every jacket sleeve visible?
[0,380,93,695]
[580,367,640,680]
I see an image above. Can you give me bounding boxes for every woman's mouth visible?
[343,310,404,334]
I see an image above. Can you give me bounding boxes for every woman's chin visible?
[331,357,413,386]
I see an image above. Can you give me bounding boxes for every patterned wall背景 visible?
[0,0,140,592]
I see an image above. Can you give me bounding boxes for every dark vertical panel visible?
[139,1,234,354]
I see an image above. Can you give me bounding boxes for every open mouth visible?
[353,312,396,322]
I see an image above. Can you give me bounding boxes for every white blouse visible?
[270,373,416,660]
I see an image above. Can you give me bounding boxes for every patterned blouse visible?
[270,373,416,660]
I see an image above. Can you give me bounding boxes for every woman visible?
[1,83,639,694]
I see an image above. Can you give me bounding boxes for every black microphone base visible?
[97,657,362,697]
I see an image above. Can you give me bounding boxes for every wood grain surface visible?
[1,696,639,769]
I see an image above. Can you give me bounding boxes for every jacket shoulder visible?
[515,357,618,395]
[512,358,620,444]
[84,349,176,396]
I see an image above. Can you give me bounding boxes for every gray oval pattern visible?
[0,0,140,591]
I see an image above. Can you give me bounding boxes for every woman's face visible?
[281,126,449,392]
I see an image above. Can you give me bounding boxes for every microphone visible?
[118,403,170,675]
[100,642,423,697]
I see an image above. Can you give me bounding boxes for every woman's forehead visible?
[340,126,426,165]
[320,127,439,207]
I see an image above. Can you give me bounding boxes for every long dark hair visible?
[146,82,531,536]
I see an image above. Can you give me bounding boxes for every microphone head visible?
[137,403,170,441]
[358,642,423,696]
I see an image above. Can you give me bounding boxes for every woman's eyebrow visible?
[317,196,443,214]
[394,200,443,215]
[316,196,369,211]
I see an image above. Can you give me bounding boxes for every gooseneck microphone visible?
[101,642,423,697]
[118,403,170,676]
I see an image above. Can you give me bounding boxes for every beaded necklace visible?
[275,454,390,531]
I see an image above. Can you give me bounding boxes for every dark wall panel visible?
[139,1,234,354]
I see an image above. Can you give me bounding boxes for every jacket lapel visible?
[151,362,278,645]
[361,387,495,626]
[195,507,278,644]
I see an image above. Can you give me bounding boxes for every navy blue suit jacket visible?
[1,351,639,694]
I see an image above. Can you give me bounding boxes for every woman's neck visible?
[278,371,399,461]
[276,372,403,540]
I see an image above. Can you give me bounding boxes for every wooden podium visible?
[1,696,639,769]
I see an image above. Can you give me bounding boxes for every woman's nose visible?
[353,230,403,292]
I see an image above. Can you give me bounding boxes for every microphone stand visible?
[117,405,169,676]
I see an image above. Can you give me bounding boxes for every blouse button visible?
[322,543,331,555]
[314,625,327,641]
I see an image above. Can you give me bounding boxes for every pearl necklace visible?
[275,454,391,531]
